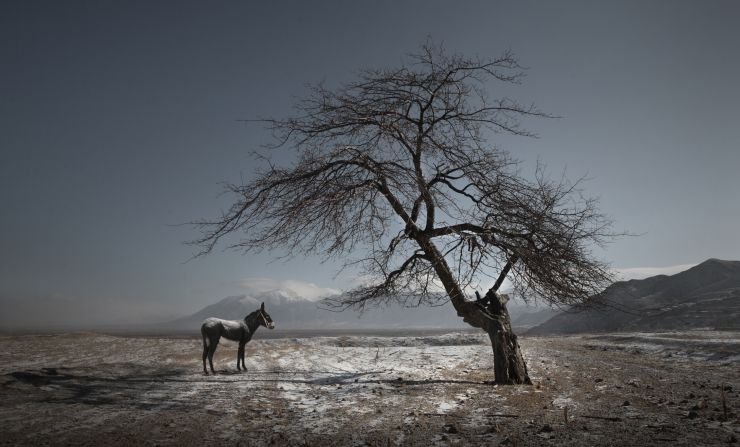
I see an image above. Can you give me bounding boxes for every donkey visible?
[200,302,275,374]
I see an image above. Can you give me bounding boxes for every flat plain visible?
[1,330,738,446]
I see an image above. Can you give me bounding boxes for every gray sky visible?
[1,0,739,325]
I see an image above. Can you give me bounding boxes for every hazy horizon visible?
[0,261,716,330]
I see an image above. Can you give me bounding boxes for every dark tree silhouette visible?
[192,43,616,384]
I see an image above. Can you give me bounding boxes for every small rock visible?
[621,401,630,407]
[686,410,699,419]
[539,424,554,433]
[443,424,458,434]
[594,378,604,383]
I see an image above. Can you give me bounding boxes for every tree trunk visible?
[418,238,530,384]
[457,293,531,384]
[441,288,530,384]
[483,291,531,385]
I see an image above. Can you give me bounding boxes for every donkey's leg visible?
[201,327,210,375]
[239,341,247,371]
[236,343,244,371]
[207,336,219,374]
[202,342,209,375]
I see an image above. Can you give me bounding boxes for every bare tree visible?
[192,43,616,384]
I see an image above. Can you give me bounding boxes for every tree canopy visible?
[192,43,616,313]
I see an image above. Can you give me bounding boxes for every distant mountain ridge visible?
[528,259,740,335]
[163,290,555,333]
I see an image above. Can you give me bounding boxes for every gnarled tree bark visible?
[419,237,529,384]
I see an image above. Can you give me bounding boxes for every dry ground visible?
[0,330,738,446]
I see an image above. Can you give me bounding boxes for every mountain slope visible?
[528,259,740,335]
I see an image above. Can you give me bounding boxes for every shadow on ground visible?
[4,366,489,411]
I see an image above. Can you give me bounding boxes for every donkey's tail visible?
[201,324,210,348]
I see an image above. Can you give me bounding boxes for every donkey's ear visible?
[260,302,265,311]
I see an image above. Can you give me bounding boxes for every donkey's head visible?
[258,302,275,329]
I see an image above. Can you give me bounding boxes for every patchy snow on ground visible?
[581,331,740,363]
[0,330,738,446]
